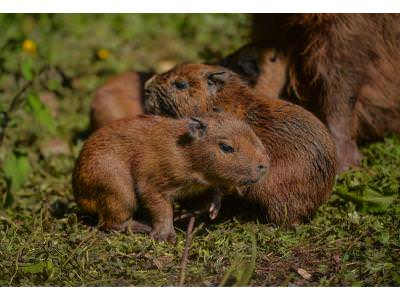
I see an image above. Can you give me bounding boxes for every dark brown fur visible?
[251,14,400,172]
[144,63,337,226]
[220,43,287,100]
[90,71,153,130]
[73,114,268,242]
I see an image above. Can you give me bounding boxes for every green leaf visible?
[26,93,56,134]
[379,231,390,245]
[21,60,33,81]
[3,151,31,206]
[20,259,54,274]
[20,262,46,274]
[335,187,395,214]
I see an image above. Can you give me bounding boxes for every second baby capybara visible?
[144,63,337,227]
[251,13,400,172]
[90,71,152,130]
[88,47,286,131]
[88,46,286,131]
[72,113,268,242]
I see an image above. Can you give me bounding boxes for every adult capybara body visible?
[251,13,400,172]
[90,71,153,130]
[144,63,337,226]
[73,114,268,242]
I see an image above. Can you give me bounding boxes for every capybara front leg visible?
[140,188,176,243]
[326,111,362,173]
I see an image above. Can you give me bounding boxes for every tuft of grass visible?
[1,14,399,286]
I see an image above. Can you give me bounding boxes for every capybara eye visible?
[173,80,189,90]
[219,142,235,153]
[269,54,278,62]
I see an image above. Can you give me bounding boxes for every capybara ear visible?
[187,117,208,139]
[268,49,279,62]
[207,71,230,93]
[238,57,260,77]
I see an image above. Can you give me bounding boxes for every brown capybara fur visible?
[72,114,268,242]
[220,43,287,100]
[90,71,153,130]
[144,63,337,227]
[251,13,400,172]
[89,45,287,131]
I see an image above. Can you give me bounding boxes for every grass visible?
[0,14,399,286]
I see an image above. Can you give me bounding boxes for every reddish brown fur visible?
[90,71,153,130]
[251,14,400,172]
[73,114,268,242]
[144,63,337,226]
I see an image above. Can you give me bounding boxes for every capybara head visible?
[144,63,246,117]
[182,114,269,187]
[219,44,288,99]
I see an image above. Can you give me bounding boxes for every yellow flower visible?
[97,49,110,60]
[22,39,37,54]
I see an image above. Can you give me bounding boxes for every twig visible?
[8,233,34,286]
[60,229,98,270]
[0,215,17,228]
[8,247,23,286]
[173,208,208,222]
[0,80,32,146]
[178,216,196,286]
[0,66,48,146]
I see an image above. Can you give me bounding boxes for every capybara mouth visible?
[144,93,180,118]
[143,94,156,114]
[238,177,262,186]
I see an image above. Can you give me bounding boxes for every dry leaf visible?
[297,268,312,280]
[155,60,176,73]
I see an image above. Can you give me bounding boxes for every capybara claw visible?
[150,229,177,244]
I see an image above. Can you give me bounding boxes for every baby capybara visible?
[251,13,400,172]
[89,47,286,131]
[144,63,337,227]
[90,71,153,130]
[73,114,268,242]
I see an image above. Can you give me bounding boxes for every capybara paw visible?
[150,228,177,243]
[127,220,152,233]
[208,188,222,220]
[208,200,221,220]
